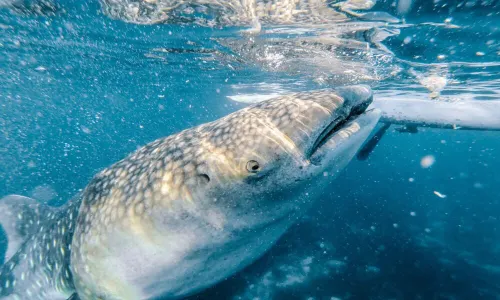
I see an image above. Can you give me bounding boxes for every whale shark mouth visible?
[309,101,371,157]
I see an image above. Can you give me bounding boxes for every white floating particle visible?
[433,191,447,198]
[80,126,91,134]
[403,36,412,44]
[420,155,436,168]
[424,228,431,233]
[476,52,485,56]
[437,54,446,60]
[323,172,329,177]
[35,66,46,71]
[410,211,416,216]
[393,223,399,228]
[408,178,415,182]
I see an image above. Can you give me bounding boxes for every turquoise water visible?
[1,0,500,299]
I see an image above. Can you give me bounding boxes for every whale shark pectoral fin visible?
[67,293,80,300]
[0,194,52,262]
[356,122,391,161]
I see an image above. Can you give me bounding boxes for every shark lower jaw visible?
[308,108,381,165]
[308,98,373,158]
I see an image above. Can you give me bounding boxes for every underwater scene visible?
[0,0,499,299]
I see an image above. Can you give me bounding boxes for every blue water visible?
[1,0,499,299]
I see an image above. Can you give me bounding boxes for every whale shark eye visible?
[246,160,260,173]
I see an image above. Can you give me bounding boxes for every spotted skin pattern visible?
[0,87,378,300]
[0,196,80,299]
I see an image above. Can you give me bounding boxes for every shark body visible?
[0,86,380,300]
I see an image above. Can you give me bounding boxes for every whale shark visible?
[0,86,380,300]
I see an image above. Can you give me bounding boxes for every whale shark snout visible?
[305,85,374,158]
[0,86,379,300]
[246,85,375,164]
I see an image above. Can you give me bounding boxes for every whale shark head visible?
[192,85,380,207]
